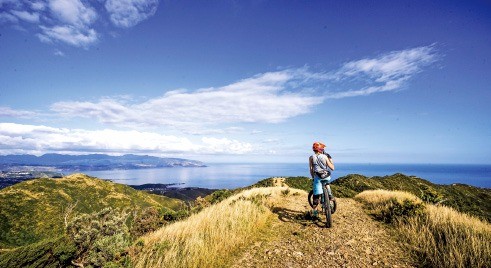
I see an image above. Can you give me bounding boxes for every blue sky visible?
[0,0,490,164]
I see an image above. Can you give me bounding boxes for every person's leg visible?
[312,177,323,216]
[326,185,333,197]
[312,194,321,208]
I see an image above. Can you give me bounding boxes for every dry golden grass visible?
[131,187,300,268]
[355,189,422,206]
[401,205,491,268]
[356,190,491,268]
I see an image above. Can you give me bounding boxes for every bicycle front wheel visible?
[323,186,332,228]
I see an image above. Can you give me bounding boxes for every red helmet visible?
[312,142,326,153]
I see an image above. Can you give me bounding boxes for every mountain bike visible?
[308,179,337,228]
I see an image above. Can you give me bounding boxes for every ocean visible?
[81,163,491,189]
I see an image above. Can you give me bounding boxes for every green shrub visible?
[66,207,130,267]
[284,177,312,192]
[206,189,233,204]
[130,207,163,238]
[162,209,190,222]
[377,198,426,224]
[419,185,444,204]
[0,236,76,268]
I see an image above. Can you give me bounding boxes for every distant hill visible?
[0,153,206,171]
[252,173,491,222]
[0,173,185,248]
[130,184,217,201]
[331,173,491,222]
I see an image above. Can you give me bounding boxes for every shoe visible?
[312,209,319,218]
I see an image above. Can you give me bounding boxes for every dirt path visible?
[271,177,286,187]
[233,190,416,268]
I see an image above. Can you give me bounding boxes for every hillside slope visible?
[0,173,184,248]
[130,185,415,267]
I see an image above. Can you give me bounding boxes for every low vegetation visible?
[355,190,491,268]
[0,173,185,248]
[130,187,301,268]
[333,173,491,222]
[262,174,491,222]
[0,236,76,268]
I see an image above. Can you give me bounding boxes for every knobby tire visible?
[323,186,332,228]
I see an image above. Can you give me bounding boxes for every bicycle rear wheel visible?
[330,197,337,214]
[308,190,314,208]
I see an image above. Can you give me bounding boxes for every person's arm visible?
[326,154,335,171]
[309,156,314,178]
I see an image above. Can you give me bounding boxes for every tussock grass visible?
[355,189,422,206]
[401,205,491,268]
[131,187,298,268]
[356,190,491,268]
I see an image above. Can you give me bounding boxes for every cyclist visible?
[309,142,335,217]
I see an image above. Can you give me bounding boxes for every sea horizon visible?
[82,162,491,190]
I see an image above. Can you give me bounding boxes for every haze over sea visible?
[82,163,491,189]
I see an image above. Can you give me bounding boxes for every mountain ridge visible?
[0,153,206,171]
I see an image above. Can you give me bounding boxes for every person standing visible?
[309,142,335,216]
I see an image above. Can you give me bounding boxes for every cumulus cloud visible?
[48,0,97,27]
[0,0,159,47]
[105,0,158,28]
[0,123,253,155]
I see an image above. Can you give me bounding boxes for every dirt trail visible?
[271,178,286,187]
[233,190,416,268]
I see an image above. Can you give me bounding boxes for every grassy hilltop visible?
[0,173,184,248]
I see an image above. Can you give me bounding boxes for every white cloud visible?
[201,137,253,154]
[48,0,97,27]
[54,49,65,56]
[0,123,253,155]
[49,45,436,128]
[105,0,158,28]
[30,1,46,11]
[0,12,18,23]
[38,25,98,47]
[51,69,322,128]
[327,77,408,99]
[340,45,436,81]
[0,0,160,48]
[0,106,37,118]
[10,10,40,23]
[327,45,437,99]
